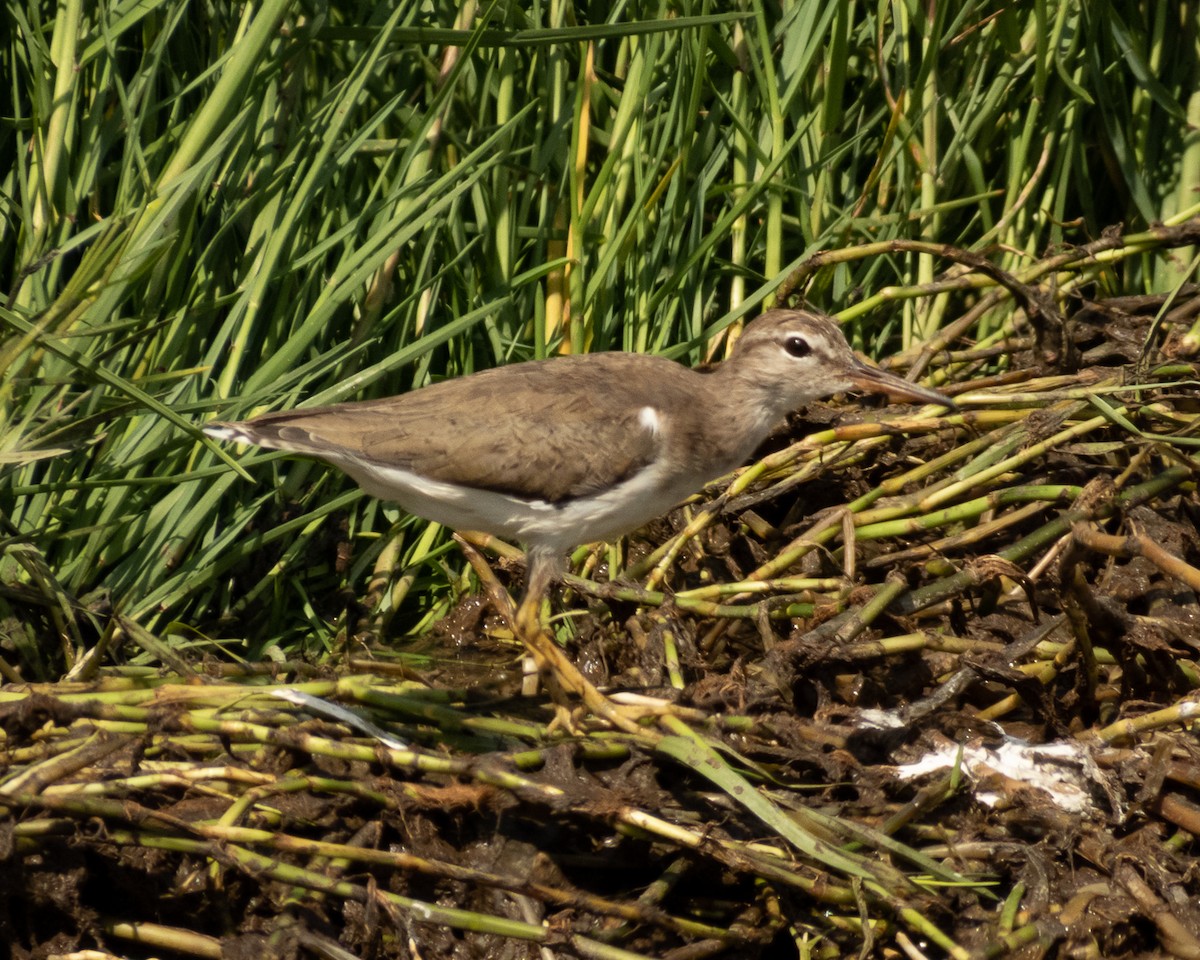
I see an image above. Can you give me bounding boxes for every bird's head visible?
[725,309,955,415]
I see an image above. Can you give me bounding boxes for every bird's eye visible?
[784,335,811,358]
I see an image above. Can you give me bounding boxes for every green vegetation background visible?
[2,1,1198,678]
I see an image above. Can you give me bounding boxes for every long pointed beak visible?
[845,361,957,409]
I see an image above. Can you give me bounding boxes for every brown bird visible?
[206,309,954,731]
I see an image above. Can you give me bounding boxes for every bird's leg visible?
[454,536,645,734]
[516,549,643,735]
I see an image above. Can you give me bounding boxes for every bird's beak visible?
[845,360,957,409]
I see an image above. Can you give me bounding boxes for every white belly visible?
[333,453,705,553]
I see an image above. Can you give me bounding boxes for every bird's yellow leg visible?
[455,535,645,735]
[513,590,643,735]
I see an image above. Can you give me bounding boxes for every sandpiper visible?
[206,309,954,731]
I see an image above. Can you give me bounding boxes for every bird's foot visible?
[514,610,646,736]
[537,643,646,736]
[544,700,587,736]
[542,694,664,737]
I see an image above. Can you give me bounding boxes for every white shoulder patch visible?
[638,405,662,436]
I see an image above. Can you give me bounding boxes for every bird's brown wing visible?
[236,353,689,503]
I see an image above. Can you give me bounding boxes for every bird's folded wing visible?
[249,356,677,504]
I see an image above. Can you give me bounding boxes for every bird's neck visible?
[707,361,797,430]
[694,363,795,469]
